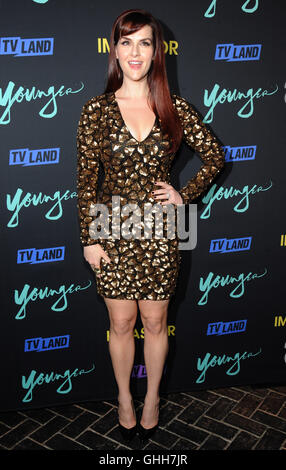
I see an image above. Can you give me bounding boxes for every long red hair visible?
[104,9,183,154]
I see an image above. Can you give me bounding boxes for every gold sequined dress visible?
[76,91,225,300]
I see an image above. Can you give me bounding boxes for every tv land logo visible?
[24,335,70,352]
[209,237,251,253]
[207,320,247,336]
[0,37,54,56]
[9,148,60,166]
[224,145,256,162]
[132,364,167,379]
[215,43,261,61]
[17,247,65,264]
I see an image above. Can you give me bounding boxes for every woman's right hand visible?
[83,244,112,277]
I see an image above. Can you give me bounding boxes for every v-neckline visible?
[112,91,157,144]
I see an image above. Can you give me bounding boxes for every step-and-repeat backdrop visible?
[1,0,285,411]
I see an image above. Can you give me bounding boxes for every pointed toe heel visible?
[137,421,159,442]
[118,422,137,441]
[118,397,137,442]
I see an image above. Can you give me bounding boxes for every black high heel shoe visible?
[137,421,159,442]
[137,399,160,442]
[118,398,137,442]
[118,422,137,441]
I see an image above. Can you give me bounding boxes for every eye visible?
[120,40,152,46]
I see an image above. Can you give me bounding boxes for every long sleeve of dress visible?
[173,95,225,204]
[76,97,102,247]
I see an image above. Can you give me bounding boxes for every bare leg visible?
[104,297,138,428]
[138,299,170,428]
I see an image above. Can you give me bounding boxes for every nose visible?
[131,43,140,56]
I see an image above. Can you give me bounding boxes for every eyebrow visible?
[120,36,152,41]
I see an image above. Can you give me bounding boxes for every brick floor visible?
[0,383,285,450]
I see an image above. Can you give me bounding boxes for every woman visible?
[76,9,225,442]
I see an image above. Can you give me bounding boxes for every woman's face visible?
[115,24,154,83]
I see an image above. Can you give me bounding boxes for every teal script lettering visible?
[0,80,84,125]
[198,268,267,305]
[14,280,92,320]
[6,188,78,227]
[201,180,273,219]
[205,0,259,18]
[196,348,262,383]
[22,363,96,402]
[203,83,278,123]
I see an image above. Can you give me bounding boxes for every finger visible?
[102,255,112,264]
[153,189,168,195]
[154,188,172,196]
[154,193,170,200]
[155,183,172,190]
[155,181,169,187]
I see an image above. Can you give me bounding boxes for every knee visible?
[110,317,135,336]
[141,317,167,335]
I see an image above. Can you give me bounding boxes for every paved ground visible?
[0,383,285,450]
